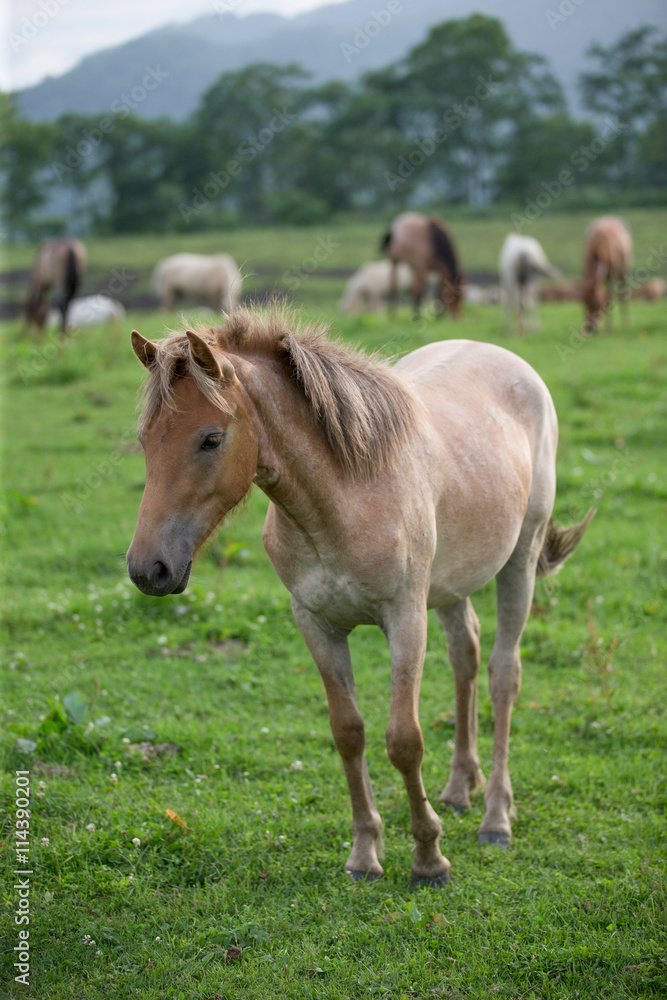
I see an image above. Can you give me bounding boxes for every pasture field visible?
[1,215,666,999]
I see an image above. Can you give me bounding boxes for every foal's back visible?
[396,340,558,602]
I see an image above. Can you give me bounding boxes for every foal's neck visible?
[235,353,350,529]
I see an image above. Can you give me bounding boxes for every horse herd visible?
[22,212,659,340]
[17,212,656,886]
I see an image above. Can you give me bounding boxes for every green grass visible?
[1,214,666,999]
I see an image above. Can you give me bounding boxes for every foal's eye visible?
[201,433,223,451]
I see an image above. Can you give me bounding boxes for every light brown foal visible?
[127,309,593,887]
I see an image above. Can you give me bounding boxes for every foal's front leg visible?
[385,605,450,886]
[291,601,384,879]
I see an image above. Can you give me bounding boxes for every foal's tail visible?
[537,509,596,576]
[380,228,393,253]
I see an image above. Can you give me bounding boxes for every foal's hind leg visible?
[437,599,486,811]
[292,602,384,879]
[479,522,547,846]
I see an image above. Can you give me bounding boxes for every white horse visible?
[46,295,125,331]
[152,253,242,313]
[339,261,416,314]
[499,234,558,334]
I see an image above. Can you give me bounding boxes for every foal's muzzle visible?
[127,556,192,597]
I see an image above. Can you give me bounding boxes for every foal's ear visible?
[131,330,158,369]
[186,331,235,384]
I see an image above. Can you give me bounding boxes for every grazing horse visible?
[24,238,87,335]
[499,234,559,334]
[382,213,463,319]
[339,261,435,314]
[152,253,242,313]
[127,308,593,886]
[582,216,633,332]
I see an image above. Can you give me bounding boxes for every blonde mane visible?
[137,307,417,480]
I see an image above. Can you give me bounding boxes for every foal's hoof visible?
[410,871,451,890]
[478,832,510,848]
[346,869,382,883]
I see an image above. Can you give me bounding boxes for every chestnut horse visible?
[382,213,463,319]
[582,216,633,332]
[127,309,593,887]
[24,238,87,335]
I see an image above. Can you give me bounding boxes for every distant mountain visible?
[17,0,666,122]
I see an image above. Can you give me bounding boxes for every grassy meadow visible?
[1,210,666,999]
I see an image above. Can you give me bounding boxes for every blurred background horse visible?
[499,234,559,334]
[152,252,242,313]
[582,216,633,331]
[24,238,87,335]
[382,213,463,319]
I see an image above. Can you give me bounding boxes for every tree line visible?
[2,16,666,239]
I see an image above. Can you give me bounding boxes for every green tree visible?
[496,112,595,201]
[402,15,564,205]
[0,94,55,239]
[192,64,308,223]
[579,25,667,186]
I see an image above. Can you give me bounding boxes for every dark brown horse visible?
[582,216,632,332]
[24,238,87,335]
[382,212,463,319]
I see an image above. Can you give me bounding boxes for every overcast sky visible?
[2,0,349,91]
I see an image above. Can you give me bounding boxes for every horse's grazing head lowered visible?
[126,328,259,596]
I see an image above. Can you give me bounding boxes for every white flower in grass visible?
[155,936,161,943]
[290,760,304,771]
[41,837,49,846]
[156,635,168,646]
[114,761,122,770]
[110,773,118,783]
[38,780,46,791]
[86,823,95,833]
[132,837,141,847]
[260,727,269,734]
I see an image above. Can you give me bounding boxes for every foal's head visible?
[126,329,258,596]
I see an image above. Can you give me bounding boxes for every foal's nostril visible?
[151,561,171,589]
